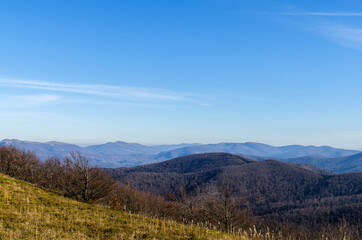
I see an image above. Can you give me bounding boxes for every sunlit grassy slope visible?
[0,173,246,240]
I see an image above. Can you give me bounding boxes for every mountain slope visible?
[0,139,159,167]
[84,141,161,155]
[119,153,255,174]
[335,153,362,173]
[1,139,360,171]
[282,152,362,173]
[0,173,245,240]
[0,139,83,160]
[0,139,201,167]
[108,153,362,227]
[155,142,359,160]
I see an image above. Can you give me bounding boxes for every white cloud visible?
[0,79,200,103]
[320,24,362,50]
[0,94,60,108]
[281,12,362,17]
[277,10,362,51]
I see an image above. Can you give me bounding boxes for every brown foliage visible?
[201,175,253,232]
[1,146,361,239]
[0,146,116,204]
[110,184,172,218]
[60,152,116,203]
[0,146,41,183]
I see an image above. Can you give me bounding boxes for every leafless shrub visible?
[0,146,41,183]
[201,175,251,233]
[59,152,116,203]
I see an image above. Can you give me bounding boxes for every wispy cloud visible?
[0,94,61,108]
[318,24,362,50]
[0,79,201,104]
[281,12,362,17]
[275,10,362,51]
[0,111,78,122]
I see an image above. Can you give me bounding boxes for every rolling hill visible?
[0,139,83,160]
[107,153,362,227]
[0,139,199,167]
[1,139,360,172]
[154,142,359,160]
[282,152,362,173]
[0,172,246,240]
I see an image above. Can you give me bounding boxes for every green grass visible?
[0,173,248,239]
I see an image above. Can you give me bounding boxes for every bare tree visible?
[0,146,41,183]
[110,184,170,218]
[0,146,22,177]
[164,185,199,224]
[61,152,116,203]
[202,174,248,233]
[38,157,65,190]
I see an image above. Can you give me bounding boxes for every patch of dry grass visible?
[0,173,248,239]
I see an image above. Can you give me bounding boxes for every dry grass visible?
[0,173,248,240]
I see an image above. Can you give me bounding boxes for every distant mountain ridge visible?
[283,153,362,173]
[0,139,200,167]
[154,142,359,160]
[0,139,360,172]
[0,139,83,161]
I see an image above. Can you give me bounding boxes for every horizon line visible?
[0,138,360,150]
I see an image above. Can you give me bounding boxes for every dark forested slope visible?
[107,153,362,227]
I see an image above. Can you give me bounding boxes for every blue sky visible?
[1,0,362,148]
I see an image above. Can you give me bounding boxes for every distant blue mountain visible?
[282,153,362,173]
[152,143,202,152]
[0,139,83,160]
[154,142,359,160]
[0,139,199,167]
[0,139,360,172]
[84,141,161,155]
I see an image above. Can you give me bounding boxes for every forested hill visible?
[1,139,360,172]
[107,153,362,228]
[115,152,255,174]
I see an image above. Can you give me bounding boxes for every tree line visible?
[0,146,115,203]
[0,145,360,240]
[0,146,252,229]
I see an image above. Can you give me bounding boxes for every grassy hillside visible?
[0,173,246,240]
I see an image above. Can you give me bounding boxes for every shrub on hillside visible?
[0,146,115,204]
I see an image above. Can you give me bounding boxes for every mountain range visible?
[0,139,198,167]
[107,153,362,227]
[154,142,359,160]
[0,139,360,172]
